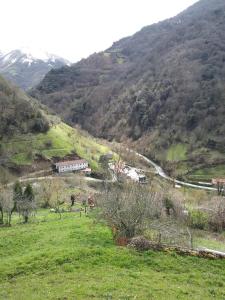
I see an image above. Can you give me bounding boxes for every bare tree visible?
[98,182,164,238]
[217,182,225,196]
[208,196,225,231]
[0,188,14,226]
[49,178,66,219]
[38,180,55,208]
[17,184,36,223]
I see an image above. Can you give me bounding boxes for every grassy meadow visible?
[0,211,225,300]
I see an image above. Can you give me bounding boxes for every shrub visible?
[188,210,208,230]
[208,197,225,232]
[44,140,53,149]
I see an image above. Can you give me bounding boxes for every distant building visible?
[81,168,92,176]
[124,168,146,183]
[54,159,88,173]
[212,178,225,185]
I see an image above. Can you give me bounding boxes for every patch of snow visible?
[19,46,68,64]
[0,47,70,67]
[10,58,17,64]
[2,53,13,62]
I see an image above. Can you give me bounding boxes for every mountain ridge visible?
[32,0,225,176]
[0,48,70,90]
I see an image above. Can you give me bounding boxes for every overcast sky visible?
[1,0,198,62]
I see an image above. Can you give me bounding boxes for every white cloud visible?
[1,0,198,62]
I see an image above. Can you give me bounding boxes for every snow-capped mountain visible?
[0,48,70,90]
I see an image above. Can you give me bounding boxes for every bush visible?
[44,140,53,148]
[188,210,208,230]
[208,197,225,232]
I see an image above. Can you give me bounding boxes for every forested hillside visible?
[32,0,225,174]
[0,75,49,138]
[0,75,110,178]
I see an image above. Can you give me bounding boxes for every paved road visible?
[133,151,217,191]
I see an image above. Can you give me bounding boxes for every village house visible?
[54,159,88,173]
[124,167,147,183]
[109,162,146,183]
[212,178,225,195]
[212,178,225,185]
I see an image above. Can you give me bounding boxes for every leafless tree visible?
[38,180,55,208]
[98,182,164,238]
[49,178,66,219]
[217,182,225,196]
[0,188,14,226]
[17,184,36,223]
[208,196,225,231]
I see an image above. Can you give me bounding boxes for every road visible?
[134,151,217,191]
[7,169,117,187]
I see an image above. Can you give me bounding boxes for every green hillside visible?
[0,75,110,174]
[2,122,110,171]
[32,0,225,176]
[0,212,225,300]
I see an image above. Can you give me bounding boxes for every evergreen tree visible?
[13,181,23,202]
[24,184,34,202]
[17,183,36,223]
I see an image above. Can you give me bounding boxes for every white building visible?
[54,159,88,173]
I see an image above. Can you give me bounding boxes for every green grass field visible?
[187,165,225,181]
[166,144,187,162]
[2,122,110,170]
[0,211,225,300]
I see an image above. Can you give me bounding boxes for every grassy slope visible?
[158,143,225,181]
[0,212,225,300]
[166,144,187,162]
[3,122,110,170]
[188,165,225,181]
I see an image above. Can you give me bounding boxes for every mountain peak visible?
[0,47,70,66]
[0,48,70,90]
[18,47,70,64]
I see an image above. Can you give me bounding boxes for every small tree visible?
[13,181,23,202]
[208,197,225,231]
[49,179,66,219]
[38,180,54,208]
[17,183,36,223]
[0,188,14,226]
[0,181,20,226]
[0,186,3,224]
[98,183,164,239]
[2,189,14,226]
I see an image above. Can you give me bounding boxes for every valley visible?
[31,0,225,179]
[0,0,225,299]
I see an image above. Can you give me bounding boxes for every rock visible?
[128,236,151,251]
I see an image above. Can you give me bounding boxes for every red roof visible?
[55,159,88,167]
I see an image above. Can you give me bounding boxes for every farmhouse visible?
[124,167,147,183]
[54,159,88,173]
[212,178,225,185]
